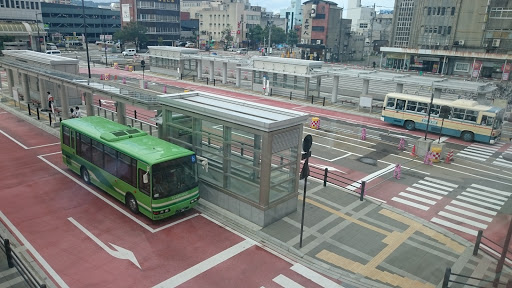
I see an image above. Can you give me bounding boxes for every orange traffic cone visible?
[410,145,417,157]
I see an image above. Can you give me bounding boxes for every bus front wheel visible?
[126,194,139,214]
[461,131,474,142]
[81,167,91,184]
[404,120,415,131]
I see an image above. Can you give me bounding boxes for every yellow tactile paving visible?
[298,195,391,236]
[317,250,435,288]
[379,209,466,254]
[301,196,466,287]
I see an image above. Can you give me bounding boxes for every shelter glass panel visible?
[269,144,298,203]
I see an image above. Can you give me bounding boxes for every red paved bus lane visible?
[0,116,343,288]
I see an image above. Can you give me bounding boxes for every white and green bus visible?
[61,116,200,220]
[381,93,504,144]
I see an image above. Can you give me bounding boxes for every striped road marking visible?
[398,192,437,205]
[431,217,478,236]
[391,197,429,211]
[289,263,343,288]
[444,206,493,222]
[273,275,305,288]
[405,187,443,199]
[438,212,488,229]
[451,200,497,216]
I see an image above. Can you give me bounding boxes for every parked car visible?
[236,48,248,54]
[45,50,61,55]
[122,49,137,56]
[185,42,195,48]
[46,43,57,51]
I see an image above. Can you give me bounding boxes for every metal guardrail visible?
[93,104,158,137]
[1,234,47,288]
[442,267,512,288]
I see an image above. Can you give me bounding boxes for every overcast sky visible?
[255,0,396,14]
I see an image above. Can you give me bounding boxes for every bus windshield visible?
[152,155,198,200]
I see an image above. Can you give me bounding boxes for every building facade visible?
[41,3,120,44]
[298,0,342,61]
[120,0,181,45]
[0,0,46,51]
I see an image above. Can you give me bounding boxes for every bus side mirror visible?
[196,155,209,172]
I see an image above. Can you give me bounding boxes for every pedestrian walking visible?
[47,91,54,110]
[74,106,81,118]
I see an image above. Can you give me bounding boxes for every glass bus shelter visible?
[157,91,309,227]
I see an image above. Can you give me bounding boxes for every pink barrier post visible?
[361,128,367,140]
[424,151,433,165]
[393,164,401,179]
[398,138,405,150]
[163,85,167,93]
[100,74,104,80]
[122,78,126,84]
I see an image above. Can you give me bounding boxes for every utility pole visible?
[268,20,273,55]
[35,12,42,52]
[102,10,107,67]
[366,3,375,68]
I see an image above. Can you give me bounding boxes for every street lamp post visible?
[81,0,91,78]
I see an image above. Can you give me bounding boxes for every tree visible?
[221,25,234,49]
[113,22,148,50]
[157,37,163,46]
[248,25,265,48]
[287,30,299,46]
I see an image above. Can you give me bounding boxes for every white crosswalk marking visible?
[290,264,343,288]
[273,275,305,288]
[433,184,510,236]
[391,177,456,211]
[493,156,512,168]
[456,143,501,162]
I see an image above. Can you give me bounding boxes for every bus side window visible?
[417,103,427,114]
[62,126,71,147]
[406,101,417,112]
[138,169,150,195]
[396,100,406,110]
[386,98,396,108]
[481,115,490,125]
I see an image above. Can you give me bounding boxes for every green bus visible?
[60,116,200,220]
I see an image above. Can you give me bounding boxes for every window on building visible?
[437,7,441,15]
[34,1,37,9]
[359,23,368,29]
[438,26,442,34]
[441,7,445,15]
[447,26,451,34]
[30,1,33,9]
[428,7,431,15]
[451,7,455,15]
[1,0,5,8]
[454,62,470,72]
[312,26,324,32]
[316,13,325,19]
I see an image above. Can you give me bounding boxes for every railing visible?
[1,235,47,288]
[94,103,158,137]
[442,267,512,288]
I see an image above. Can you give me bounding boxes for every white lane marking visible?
[391,197,429,211]
[315,143,363,157]
[405,187,443,200]
[451,200,497,216]
[494,158,512,168]
[68,217,141,269]
[290,263,343,288]
[346,164,395,191]
[460,192,505,205]
[431,217,478,236]
[308,133,375,150]
[152,239,255,288]
[466,188,508,201]
[444,206,493,222]
[398,192,436,205]
[273,275,305,288]
[417,180,454,191]
[412,184,449,195]
[456,196,501,210]
[0,211,70,288]
[26,142,61,149]
[464,147,495,154]
[0,112,8,114]
[0,129,28,149]
[423,177,458,187]
[151,214,200,233]
[437,212,488,229]
[471,184,512,196]
[331,153,352,161]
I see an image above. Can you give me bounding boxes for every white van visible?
[122,49,136,56]
[46,50,61,55]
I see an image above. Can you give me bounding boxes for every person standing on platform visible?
[47,91,54,111]
[70,108,75,118]
[74,106,81,118]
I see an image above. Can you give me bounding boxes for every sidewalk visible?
[1,71,511,288]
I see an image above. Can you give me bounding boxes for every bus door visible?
[427,104,442,133]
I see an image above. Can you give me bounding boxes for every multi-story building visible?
[386,0,511,79]
[41,3,120,44]
[120,0,180,45]
[279,0,303,31]
[345,0,375,35]
[298,0,343,61]
[0,0,46,51]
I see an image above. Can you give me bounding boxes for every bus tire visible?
[126,194,139,214]
[461,131,474,142]
[81,167,91,184]
[404,120,415,131]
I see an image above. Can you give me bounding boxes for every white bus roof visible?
[385,93,497,111]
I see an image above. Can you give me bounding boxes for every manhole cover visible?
[359,157,377,165]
